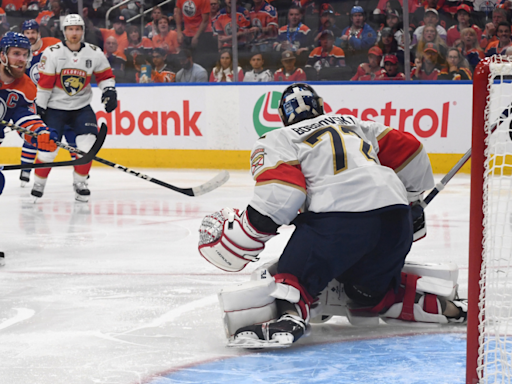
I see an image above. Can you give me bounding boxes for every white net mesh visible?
[478,55,512,383]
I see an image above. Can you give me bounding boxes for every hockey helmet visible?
[21,19,39,32]
[278,83,324,127]
[62,14,85,30]
[351,5,364,15]
[0,32,32,68]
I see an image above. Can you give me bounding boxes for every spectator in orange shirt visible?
[247,0,278,53]
[144,6,162,39]
[274,50,306,81]
[457,27,484,71]
[101,15,129,53]
[305,30,347,80]
[175,0,216,70]
[125,24,153,60]
[209,48,244,82]
[210,0,221,24]
[212,0,251,50]
[151,48,176,82]
[351,46,385,81]
[152,16,180,54]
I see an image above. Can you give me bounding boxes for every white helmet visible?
[62,14,85,41]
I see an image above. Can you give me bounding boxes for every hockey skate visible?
[228,313,307,349]
[19,170,30,187]
[31,182,45,202]
[73,181,90,202]
[445,299,468,323]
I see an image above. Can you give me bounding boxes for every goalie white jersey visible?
[36,42,115,111]
[249,113,434,225]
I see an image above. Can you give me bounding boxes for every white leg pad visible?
[218,278,278,338]
[382,295,448,325]
[75,134,96,154]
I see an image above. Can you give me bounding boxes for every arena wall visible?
[0,82,474,174]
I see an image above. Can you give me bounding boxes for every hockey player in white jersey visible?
[198,83,467,348]
[32,14,118,202]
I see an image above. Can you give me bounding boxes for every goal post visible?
[468,56,512,384]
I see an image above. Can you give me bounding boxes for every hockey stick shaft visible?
[1,119,229,196]
[0,123,107,171]
[424,107,509,206]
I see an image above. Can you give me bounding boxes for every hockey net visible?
[468,55,512,383]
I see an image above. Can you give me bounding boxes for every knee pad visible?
[76,134,96,154]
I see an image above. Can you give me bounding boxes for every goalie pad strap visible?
[274,273,314,321]
[399,272,419,321]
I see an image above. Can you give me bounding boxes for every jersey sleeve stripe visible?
[376,127,393,141]
[95,67,115,83]
[394,144,424,173]
[253,159,300,179]
[255,162,306,191]
[377,129,422,171]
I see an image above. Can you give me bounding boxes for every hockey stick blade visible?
[191,170,230,196]
[0,123,107,171]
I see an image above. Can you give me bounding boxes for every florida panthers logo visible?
[182,0,197,17]
[61,68,87,96]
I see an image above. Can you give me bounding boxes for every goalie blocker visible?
[219,261,467,348]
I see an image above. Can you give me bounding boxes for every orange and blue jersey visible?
[274,23,312,51]
[249,2,278,43]
[0,75,46,143]
[212,6,251,47]
[306,46,345,68]
[26,37,61,85]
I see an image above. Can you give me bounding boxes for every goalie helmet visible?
[278,83,324,127]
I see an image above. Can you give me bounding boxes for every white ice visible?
[0,167,471,384]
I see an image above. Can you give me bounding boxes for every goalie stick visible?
[0,123,107,171]
[1,119,229,197]
[423,107,510,206]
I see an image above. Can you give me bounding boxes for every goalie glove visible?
[198,208,276,272]
[101,87,118,113]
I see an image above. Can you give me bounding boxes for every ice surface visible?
[0,168,470,384]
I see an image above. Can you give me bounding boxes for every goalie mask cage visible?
[468,56,512,384]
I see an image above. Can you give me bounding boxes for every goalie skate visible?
[228,314,307,349]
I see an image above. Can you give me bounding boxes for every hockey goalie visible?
[198,83,468,348]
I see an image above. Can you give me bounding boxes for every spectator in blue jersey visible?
[337,5,377,72]
[273,5,314,66]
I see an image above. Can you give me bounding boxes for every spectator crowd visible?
[4,0,512,82]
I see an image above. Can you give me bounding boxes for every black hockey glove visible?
[102,87,118,113]
[36,105,46,119]
[410,200,426,242]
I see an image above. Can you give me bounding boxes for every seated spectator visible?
[125,24,153,61]
[131,54,151,83]
[176,49,209,82]
[46,0,64,39]
[412,42,444,80]
[410,0,453,31]
[105,36,128,82]
[481,8,508,50]
[337,6,377,72]
[377,27,402,64]
[243,52,272,81]
[412,9,447,45]
[152,16,180,54]
[351,46,385,81]
[273,5,313,65]
[438,47,472,80]
[274,50,306,81]
[457,27,484,71]
[380,9,405,50]
[414,24,447,61]
[101,16,129,53]
[210,0,221,26]
[209,48,244,81]
[377,54,406,80]
[446,5,482,47]
[150,48,176,82]
[374,0,419,17]
[306,30,347,80]
[144,6,163,40]
[314,7,342,46]
[485,21,512,56]
[247,0,278,53]
[212,0,251,50]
